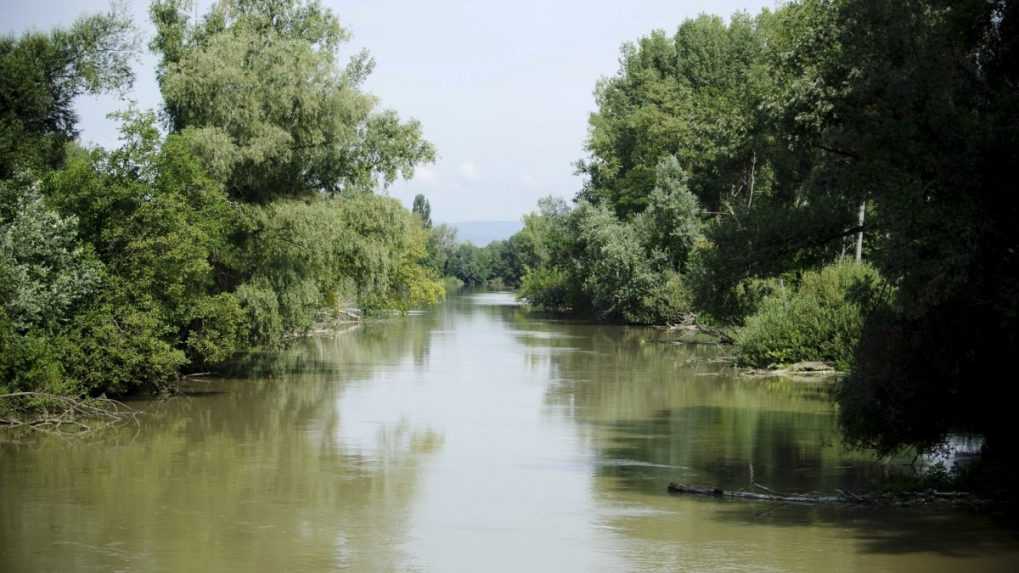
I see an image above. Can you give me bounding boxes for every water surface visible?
[3,292,1017,572]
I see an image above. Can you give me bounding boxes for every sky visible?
[3,0,776,223]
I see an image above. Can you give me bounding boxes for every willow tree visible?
[149,0,435,201]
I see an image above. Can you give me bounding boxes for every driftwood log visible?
[668,482,847,504]
[667,482,981,506]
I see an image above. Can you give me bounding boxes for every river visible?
[2,291,1017,572]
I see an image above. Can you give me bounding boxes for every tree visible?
[412,194,432,228]
[445,243,492,287]
[634,156,703,270]
[802,0,1019,465]
[577,13,780,217]
[0,183,103,333]
[149,0,435,201]
[563,0,1019,473]
[2,1,447,405]
[424,223,456,275]
[0,7,136,177]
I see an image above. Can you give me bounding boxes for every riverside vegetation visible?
[429,0,1019,498]
[1,1,441,416]
[3,0,1018,501]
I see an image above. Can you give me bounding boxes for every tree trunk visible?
[855,200,866,263]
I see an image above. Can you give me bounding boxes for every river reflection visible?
[2,291,1018,572]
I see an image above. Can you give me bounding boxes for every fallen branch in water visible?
[667,482,984,506]
[669,482,846,503]
[741,361,841,379]
[0,392,141,436]
[663,314,735,344]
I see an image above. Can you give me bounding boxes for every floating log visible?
[667,482,846,504]
[666,482,981,506]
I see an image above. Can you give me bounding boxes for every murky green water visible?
[3,292,1018,572]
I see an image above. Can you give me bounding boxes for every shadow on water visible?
[710,500,1019,558]
[588,407,1019,557]
[589,405,884,495]
[520,310,1019,562]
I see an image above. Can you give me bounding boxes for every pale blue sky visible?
[3,0,776,222]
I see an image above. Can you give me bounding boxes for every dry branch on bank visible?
[0,392,141,436]
[663,314,736,344]
[666,482,984,507]
[740,361,842,380]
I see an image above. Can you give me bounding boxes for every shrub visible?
[633,270,694,325]
[519,266,573,311]
[61,297,186,395]
[235,279,284,348]
[735,261,891,370]
[184,293,246,368]
[0,310,64,394]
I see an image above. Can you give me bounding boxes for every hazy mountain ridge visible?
[448,220,523,246]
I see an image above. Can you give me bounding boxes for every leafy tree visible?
[424,224,457,276]
[516,198,692,324]
[577,13,780,217]
[0,7,136,177]
[633,156,702,270]
[528,0,1019,475]
[150,0,434,201]
[0,183,103,333]
[1,1,447,405]
[445,243,493,287]
[802,0,1019,464]
[412,194,432,228]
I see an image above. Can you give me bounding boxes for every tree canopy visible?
[0,6,136,178]
[512,0,1019,470]
[150,0,435,201]
[1,1,443,402]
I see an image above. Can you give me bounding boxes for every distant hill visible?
[449,220,523,246]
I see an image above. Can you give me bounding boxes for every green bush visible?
[0,310,64,394]
[184,293,246,368]
[61,299,185,395]
[735,261,891,370]
[633,270,694,325]
[235,279,284,348]
[519,266,572,311]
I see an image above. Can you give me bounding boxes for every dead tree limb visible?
[0,392,141,436]
[667,482,982,506]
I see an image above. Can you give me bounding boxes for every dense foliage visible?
[415,205,530,290]
[0,6,136,179]
[149,0,434,202]
[4,0,1018,486]
[1,1,441,401]
[516,191,696,324]
[734,262,890,371]
[512,0,1019,467]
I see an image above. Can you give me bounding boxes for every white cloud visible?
[458,161,480,181]
[520,173,538,189]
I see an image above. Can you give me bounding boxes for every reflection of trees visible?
[0,313,446,572]
[223,305,443,379]
[524,320,1019,569]
[530,323,892,495]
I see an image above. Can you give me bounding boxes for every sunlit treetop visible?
[150,0,435,202]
